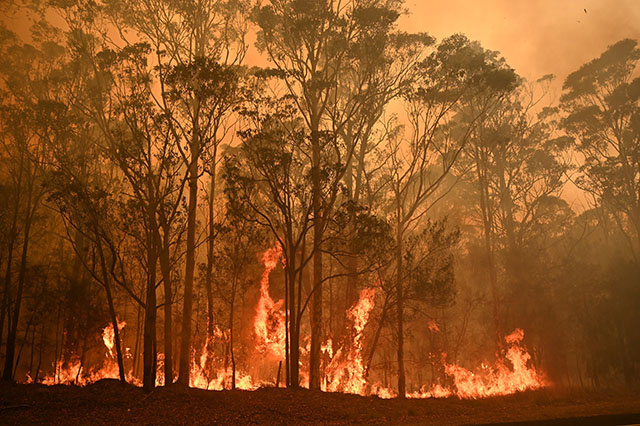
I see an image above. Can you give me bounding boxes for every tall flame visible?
[102,319,126,358]
[253,243,286,359]
[323,287,376,395]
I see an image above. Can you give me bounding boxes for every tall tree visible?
[0,36,58,380]
[382,34,517,397]
[254,0,419,389]
[104,0,250,387]
[462,76,569,345]
[561,38,640,263]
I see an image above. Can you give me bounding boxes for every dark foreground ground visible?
[1,380,639,426]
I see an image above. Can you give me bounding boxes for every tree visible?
[461,76,569,346]
[0,36,57,381]
[561,38,640,263]
[226,82,314,387]
[103,0,250,387]
[381,34,518,397]
[254,0,422,389]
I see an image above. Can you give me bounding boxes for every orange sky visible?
[400,0,640,83]
[397,1,639,209]
[4,1,639,85]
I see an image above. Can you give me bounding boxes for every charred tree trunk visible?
[0,199,19,362]
[475,147,502,348]
[178,127,200,388]
[288,242,299,388]
[143,239,158,392]
[205,152,217,373]
[229,277,236,390]
[158,234,173,386]
[364,294,389,382]
[310,126,323,390]
[395,214,406,399]
[143,191,159,391]
[2,182,37,381]
[97,239,126,383]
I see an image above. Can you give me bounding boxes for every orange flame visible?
[323,287,376,395]
[405,328,547,399]
[33,249,548,400]
[41,319,131,386]
[102,319,126,358]
[253,243,286,359]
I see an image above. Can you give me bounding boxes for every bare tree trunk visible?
[158,236,173,385]
[97,239,126,383]
[3,190,35,381]
[205,151,217,373]
[364,295,389,382]
[178,133,200,387]
[229,278,236,390]
[133,301,142,379]
[0,150,24,365]
[287,243,299,388]
[35,322,44,382]
[29,320,35,379]
[143,225,158,391]
[476,151,502,348]
[0,216,18,363]
[309,127,323,390]
[395,217,406,399]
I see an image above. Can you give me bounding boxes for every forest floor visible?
[1,380,640,425]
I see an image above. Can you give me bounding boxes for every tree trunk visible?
[229,278,236,390]
[2,193,34,381]
[288,243,299,388]
[0,214,18,363]
[143,241,158,392]
[395,218,406,399]
[309,127,323,390]
[364,295,389,382]
[475,148,502,348]
[158,234,173,386]
[143,197,159,391]
[178,132,200,387]
[97,239,126,383]
[205,151,217,373]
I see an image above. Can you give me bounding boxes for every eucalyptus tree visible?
[0,32,62,381]
[225,78,314,387]
[103,0,251,386]
[380,34,518,397]
[461,76,570,345]
[253,0,432,389]
[561,38,640,263]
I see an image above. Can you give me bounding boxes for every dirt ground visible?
[1,380,639,425]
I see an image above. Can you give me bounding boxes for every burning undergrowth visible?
[33,245,548,399]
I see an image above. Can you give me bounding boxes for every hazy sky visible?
[400,0,640,84]
[4,1,640,85]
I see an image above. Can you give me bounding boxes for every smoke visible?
[401,0,640,82]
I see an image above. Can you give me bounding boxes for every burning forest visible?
[0,0,639,425]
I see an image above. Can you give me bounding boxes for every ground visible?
[1,380,639,425]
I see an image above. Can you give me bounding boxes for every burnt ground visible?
[0,380,639,426]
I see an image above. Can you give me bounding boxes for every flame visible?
[32,247,548,400]
[253,243,286,359]
[427,320,440,333]
[404,328,547,399]
[102,319,126,357]
[41,319,130,386]
[323,287,376,395]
